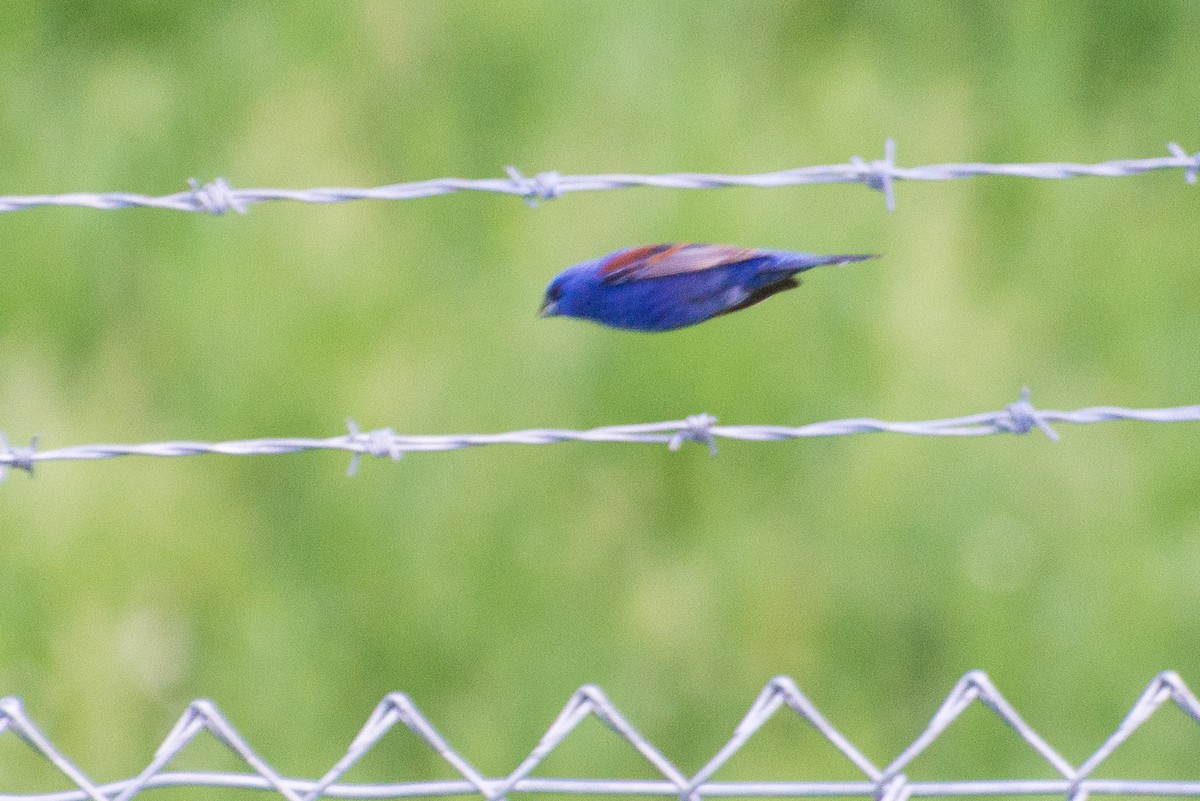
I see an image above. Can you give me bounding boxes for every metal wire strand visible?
[4,389,1199,480]
[0,141,1194,215]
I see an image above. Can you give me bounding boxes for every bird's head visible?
[539,262,597,319]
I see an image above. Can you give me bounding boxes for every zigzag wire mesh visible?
[3,671,1200,801]
[0,140,1194,215]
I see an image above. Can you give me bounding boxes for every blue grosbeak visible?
[539,244,876,331]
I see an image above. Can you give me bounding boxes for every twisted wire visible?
[3,390,1198,480]
[0,141,1194,215]
[3,670,1200,801]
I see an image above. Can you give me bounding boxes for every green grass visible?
[2,0,1199,790]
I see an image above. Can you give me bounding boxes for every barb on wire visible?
[0,141,1194,215]
[3,389,1199,479]
[4,670,1200,801]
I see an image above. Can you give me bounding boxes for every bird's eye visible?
[547,285,562,301]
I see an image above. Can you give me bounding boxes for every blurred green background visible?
[2,0,1200,794]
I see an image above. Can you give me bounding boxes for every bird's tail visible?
[780,252,879,274]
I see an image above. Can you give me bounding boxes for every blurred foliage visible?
[1,0,1199,791]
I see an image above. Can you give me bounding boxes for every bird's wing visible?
[598,243,764,284]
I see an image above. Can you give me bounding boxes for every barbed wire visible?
[2,389,1199,480]
[0,141,1194,216]
[3,669,1200,801]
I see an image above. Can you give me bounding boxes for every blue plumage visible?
[539,244,876,332]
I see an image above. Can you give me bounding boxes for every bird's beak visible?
[539,300,559,318]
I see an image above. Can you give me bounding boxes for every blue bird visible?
[539,244,877,332]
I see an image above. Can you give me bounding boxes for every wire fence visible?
[3,389,1200,480]
[2,143,1196,480]
[0,141,1194,215]
[1,102,1195,801]
[3,669,1199,801]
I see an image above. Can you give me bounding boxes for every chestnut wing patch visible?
[599,243,763,284]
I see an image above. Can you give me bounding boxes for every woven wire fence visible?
[4,144,1198,800]
[3,670,1200,801]
[3,389,1200,479]
[0,140,1194,215]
